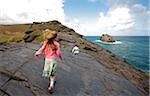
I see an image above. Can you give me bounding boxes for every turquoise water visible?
[84,36,149,72]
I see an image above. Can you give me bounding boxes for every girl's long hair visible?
[44,30,57,51]
[46,38,57,51]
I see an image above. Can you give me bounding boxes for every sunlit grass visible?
[0,32,24,43]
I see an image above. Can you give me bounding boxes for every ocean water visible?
[84,36,149,72]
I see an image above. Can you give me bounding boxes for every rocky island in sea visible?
[98,34,122,45]
[0,20,149,96]
[100,34,115,42]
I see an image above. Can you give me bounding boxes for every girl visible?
[34,29,63,93]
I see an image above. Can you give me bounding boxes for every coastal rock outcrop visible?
[100,34,115,42]
[0,21,149,96]
[23,21,82,43]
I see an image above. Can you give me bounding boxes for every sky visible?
[0,0,149,36]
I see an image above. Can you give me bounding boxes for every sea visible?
[84,36,149,72]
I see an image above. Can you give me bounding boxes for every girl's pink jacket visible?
[35,41,63,60]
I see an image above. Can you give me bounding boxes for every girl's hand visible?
[61,59,65,63]
[34,54,39,58]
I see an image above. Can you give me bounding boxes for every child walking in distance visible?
[72,45,80,55]
[34,29,63,93]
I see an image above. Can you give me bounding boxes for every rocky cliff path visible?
[0,43,146,96]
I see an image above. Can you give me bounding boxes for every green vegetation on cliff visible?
[0,32,24,43]
[0,20,82,43]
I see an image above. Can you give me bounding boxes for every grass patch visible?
[33,36,44,43]
[0,35,11,43]
[0,32,24,43]
[0,24,30,33]
[144,73,150,78]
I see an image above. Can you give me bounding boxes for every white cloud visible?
[131,4,150,18]
[97,7,134,31]
[64,18,87,35]
[107,0,136,8]
[76,7,135,36]
[77,3,149,36]
[130,4,149,36]
[63,7,136,36]
[0,0,65,24]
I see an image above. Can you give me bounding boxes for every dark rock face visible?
[23,34,39,42]
[0,43,147,96]
[24,30,33,34]
[100,34,115,42]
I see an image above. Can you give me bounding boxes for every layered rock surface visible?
[0,43,147,96]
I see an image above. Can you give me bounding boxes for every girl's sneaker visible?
[47,81,56,93]
[48,86,54,94]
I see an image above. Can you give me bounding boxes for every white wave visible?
[95,40,122,45]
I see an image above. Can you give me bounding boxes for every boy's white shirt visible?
[72,46,80,54]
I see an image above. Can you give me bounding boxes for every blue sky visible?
[0,0,149,36]
[138,0,149,7]
[64,0,108,22]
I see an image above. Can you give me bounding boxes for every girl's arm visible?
[56,43,63,61]
[35,41,47,56]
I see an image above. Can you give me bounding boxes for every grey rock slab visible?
[3,80,34,96]
[0,43,146,96]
